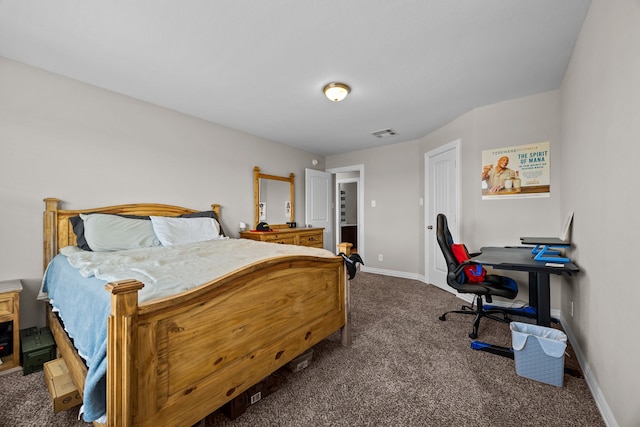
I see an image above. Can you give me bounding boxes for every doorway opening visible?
[337,179,359,253]
[327,165,364,262]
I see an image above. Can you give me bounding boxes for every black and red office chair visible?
[436,213,518,339]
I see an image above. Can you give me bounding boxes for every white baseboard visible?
[558,314,618,427]
[0,366,22,376]
[360,266,423,281]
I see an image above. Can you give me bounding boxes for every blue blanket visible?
[42,254,109,422]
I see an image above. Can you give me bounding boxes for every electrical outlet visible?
[570,300,574,317]
[378,254,383,262]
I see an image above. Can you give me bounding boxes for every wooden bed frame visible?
[43,198,351,427]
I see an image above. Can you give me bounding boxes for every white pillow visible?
[80,213,160,252]
[150,216,221,246]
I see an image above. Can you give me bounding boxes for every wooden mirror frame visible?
[254,166,295,229]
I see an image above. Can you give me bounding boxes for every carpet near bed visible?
[0,272,602,427]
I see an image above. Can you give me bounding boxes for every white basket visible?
[510,322,567,387]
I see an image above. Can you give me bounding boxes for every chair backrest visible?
[436,213,466,290]
[436,214,458,272]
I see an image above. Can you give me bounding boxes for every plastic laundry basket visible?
[510,321,567,387]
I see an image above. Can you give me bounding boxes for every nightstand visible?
[0,279,22,373]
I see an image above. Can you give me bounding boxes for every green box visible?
[20,327,56,375]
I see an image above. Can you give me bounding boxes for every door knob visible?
[427,225,433,230]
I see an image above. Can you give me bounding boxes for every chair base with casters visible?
[439,292,513,339]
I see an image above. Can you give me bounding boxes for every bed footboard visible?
[107,256,346,426]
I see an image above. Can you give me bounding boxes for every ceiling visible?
[0,1,591,156]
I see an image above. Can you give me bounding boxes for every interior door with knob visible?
[305,168,333,251]
[425,140,460,292]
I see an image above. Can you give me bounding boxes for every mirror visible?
[254,166,295,229]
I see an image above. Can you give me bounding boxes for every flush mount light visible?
[323,82,351,102]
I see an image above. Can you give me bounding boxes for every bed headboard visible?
[43,198,222,272]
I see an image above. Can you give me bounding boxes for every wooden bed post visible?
[106,280,144,427]
[337,242,352,257]
[43,198,60,272]
[337,242,353,347]
[210,203,221,220]
[289,172,295,221]
[253,167,260,228]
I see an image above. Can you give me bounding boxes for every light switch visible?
[371,200,376,207]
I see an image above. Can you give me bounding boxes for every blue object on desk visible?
[530,244,570,262]
[520,237,571,262]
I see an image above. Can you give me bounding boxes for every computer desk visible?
[472,246,579,327]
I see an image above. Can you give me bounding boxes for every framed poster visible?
[481,141,550,200]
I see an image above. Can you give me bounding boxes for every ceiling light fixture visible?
[323,82,350,102]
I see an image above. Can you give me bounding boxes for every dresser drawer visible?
[262,234,296,245]
[0,296,14,317]
[269,237,296,245]
[298,233,323,247]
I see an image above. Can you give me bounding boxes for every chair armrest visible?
[451,260,475,279]
[451,259,487,283]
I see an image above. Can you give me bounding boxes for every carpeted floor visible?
[0,272,604,427]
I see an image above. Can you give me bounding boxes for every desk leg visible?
[528,272,538,312]
[537,273,551,327]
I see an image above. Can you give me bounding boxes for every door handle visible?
[427,225,433,230]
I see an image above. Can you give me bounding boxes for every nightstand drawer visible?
[0,296,14,316]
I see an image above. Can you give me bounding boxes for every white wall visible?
[560,1,640,426]
[327,140,422,277]
[0,57,325,329]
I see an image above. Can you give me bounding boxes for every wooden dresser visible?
[240,227,324,248]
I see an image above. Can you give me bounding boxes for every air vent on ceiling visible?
[370,128,398,138]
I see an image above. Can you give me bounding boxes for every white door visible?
[305,168,333,251]
[425,140,460,292]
